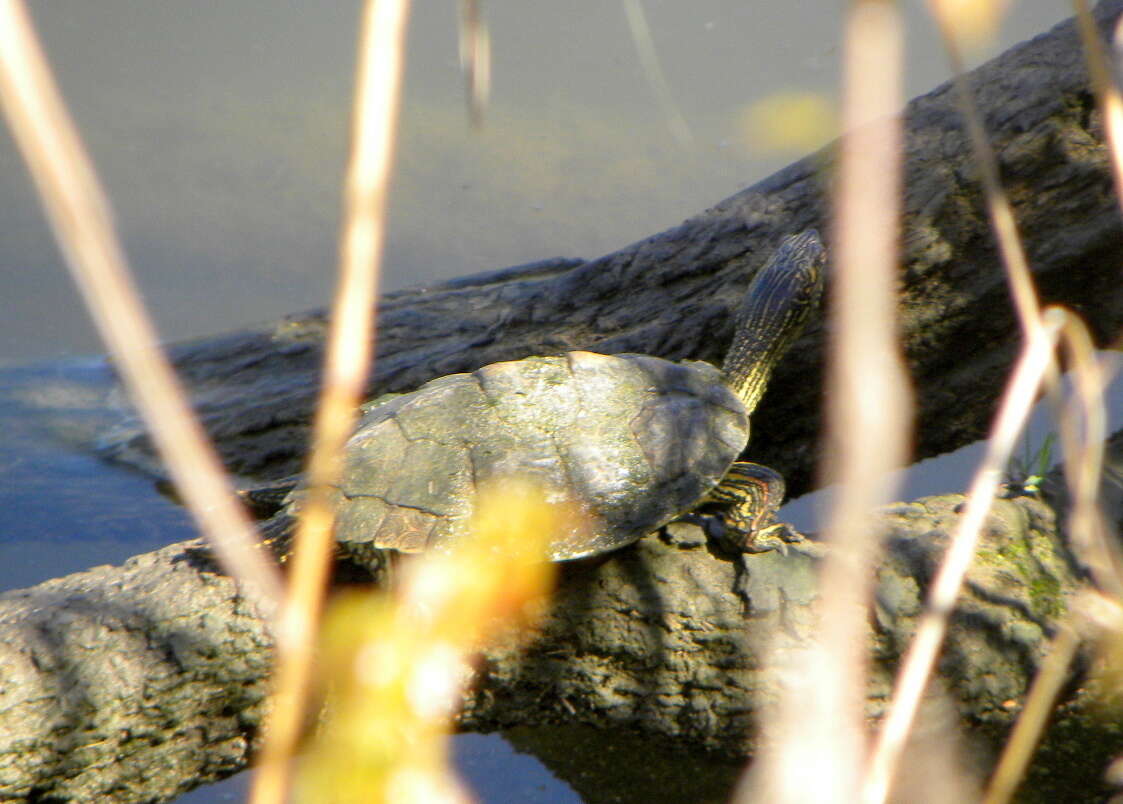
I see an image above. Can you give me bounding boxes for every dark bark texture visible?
[3,3,1123,802]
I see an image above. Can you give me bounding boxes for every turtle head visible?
[722,229,826,414]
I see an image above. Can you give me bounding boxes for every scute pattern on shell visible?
[332,350,750,561]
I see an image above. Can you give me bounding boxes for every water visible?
[0,2,1069,363]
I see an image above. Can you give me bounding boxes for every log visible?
[3,2,1123,802]
[87,1,1123,499]
[3,462,1120,802]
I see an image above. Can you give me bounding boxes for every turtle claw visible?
[742,522,798,554]
[738,521,827,559]
[706,517,800,556]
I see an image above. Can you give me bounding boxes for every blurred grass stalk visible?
[249,1,412,802]
[1054,319,1119,597]
[929,0,1041,333]
[862,0,1056,798]
[1070,0,1123,597]
[295,480,559,804]
[865,4,1122,801]
[981,316,1118,804]
[622,0,693,147]
[0,1,284,609]
[983,611,1082,804]
[1074,0,1123,210]
[742,2,910,802]
[930,0,1119,599]
[864,308,1065,804]
[458,0,490,126]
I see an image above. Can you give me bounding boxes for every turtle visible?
[273,229,825,565]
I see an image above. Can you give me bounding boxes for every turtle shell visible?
[331,350,749,561]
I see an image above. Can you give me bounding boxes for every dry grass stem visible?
[622,0,693,147]
[459,0,490,126]
[1056,322,1122,598]
[295,480,559,803]
[862,309,1067,804]
[873,10,1119,799]
[930,3,1041,336]
[1073,0,1123,212]
[972,5,1123,775]
[249,1,412,801]
[0,1,284,610]
[982,611,1082,804]
[982,334,1116,802]
[742,3,909,801]
[1050,0,1123,596]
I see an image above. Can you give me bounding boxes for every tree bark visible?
[4,3,1123,803]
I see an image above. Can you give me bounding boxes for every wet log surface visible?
[3,3,1123,802]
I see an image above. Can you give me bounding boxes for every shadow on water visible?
[506,723,743,804]
[0,359,198,589]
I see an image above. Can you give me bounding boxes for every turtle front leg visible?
[705,461,803,553]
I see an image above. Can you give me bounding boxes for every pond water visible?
[0,3,1092,802]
